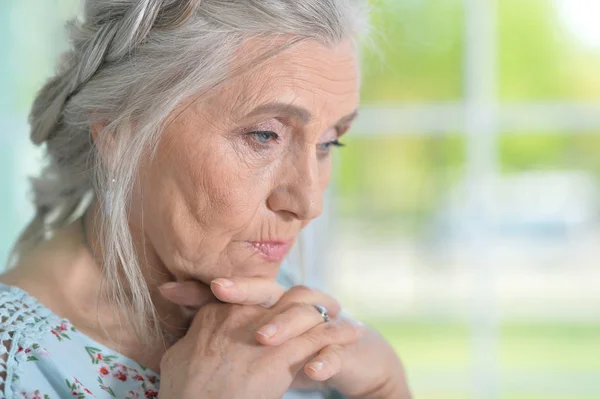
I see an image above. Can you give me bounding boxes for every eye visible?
[248,130,280,145]
[317,139,346,153]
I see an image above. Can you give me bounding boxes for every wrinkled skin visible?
[1,38,411,398]
[132,38,359,288]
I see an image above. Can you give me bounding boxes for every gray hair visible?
[13,0,369,345]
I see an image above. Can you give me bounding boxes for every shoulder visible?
[0,284,102,399]
[0,283,65,399]
[0,283,62,347]
[0,283,59,328]
[0,284,160,399]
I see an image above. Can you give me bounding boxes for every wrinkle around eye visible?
[245,131,282,152]
[228,130,287,167]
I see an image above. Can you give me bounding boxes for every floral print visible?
[11,331,160,399]
[66,378,95,398]
[15,343,50,363]
[86,347,118,365]
[1,283,325,399]
[19,390,51,399]
[85,347,159,397]
[96,376,116,397]
[50,320,76,342]
[0,284,161,399]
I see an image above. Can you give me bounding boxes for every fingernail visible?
[256,324,278,339]
[159,282,177,291]
[212,278,234,288]
[307,361,325,373]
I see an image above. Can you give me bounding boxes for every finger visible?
[304,344,345,382]
[281,317,365,373]
[210,277,285,308]
[158,280,215,308]
[277,285,342,318]
[256,302,339,346]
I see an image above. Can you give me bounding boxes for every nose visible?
[267,152,324,221]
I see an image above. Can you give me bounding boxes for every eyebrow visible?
[243,102,358,127]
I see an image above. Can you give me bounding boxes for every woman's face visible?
[137,39,359,285]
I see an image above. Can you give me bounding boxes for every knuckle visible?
[295,302,317,315]
[192,302,220,324]
[330,318,359,339]
[328,299,342,316]
[325,344,345,359]
[199,302,221,314]
[302,322,345,349]
[298,302,321,317]
[230,303,261,320]
[201,302,257,324]
[302,329,324,347]
[259,292,277,308]
[288,285,315,297]
[338,317,358,332]
[287,286,341,316]
[320,319,344,340]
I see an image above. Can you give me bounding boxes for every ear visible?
[90,121,116,167]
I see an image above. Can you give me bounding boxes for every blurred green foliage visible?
[499,133,600,174]
[4,3,598,398]
[368,319,600,399]
[8,0,600,227]
[335,134,466,231]
[361,0,464,102]
[361,0,600,102]
[499,0,600,100]
[336,0,600,224]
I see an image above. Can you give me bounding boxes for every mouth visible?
[246,240,294,262]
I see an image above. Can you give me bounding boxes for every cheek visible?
[139,131,279,275]
[172,138,271,234]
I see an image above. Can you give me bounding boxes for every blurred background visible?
[1,1,600,398]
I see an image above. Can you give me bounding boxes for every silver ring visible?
[313,304,330,323]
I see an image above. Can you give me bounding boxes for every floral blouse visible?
[0,283,160,399]
[0,283,334,399]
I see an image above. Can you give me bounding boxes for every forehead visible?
[203,38,360,122]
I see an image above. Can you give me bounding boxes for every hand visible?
[160,278,412,399]
[157,281,365,399]
[305,327,411,399]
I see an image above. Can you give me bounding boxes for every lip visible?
[247,240,293,262]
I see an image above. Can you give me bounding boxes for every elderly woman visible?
[0,1,410,398]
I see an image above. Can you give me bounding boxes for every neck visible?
[80,201,190,343]
[3,201,188,371]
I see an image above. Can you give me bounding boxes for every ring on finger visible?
[313,304,330,323]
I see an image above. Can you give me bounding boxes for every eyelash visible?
[318,140,345,151]
[248,131,280,145]
[247,131,346,152]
